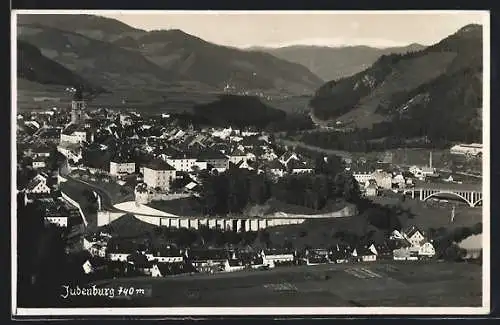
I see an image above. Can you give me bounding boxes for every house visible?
[89,243,107,258]
[329,246,350,264]
[458,234,482,260]
[403,226,426,247]
[245,152,257,162]
[166,152,199,172]
[356,246,377,262]
[224,259,247,272]
[305,249,330,265]
[235,159,254,171]
[36,197,71,228]
[365,183,378,197]
[267,160,287,178]
[32,158,47,169]
[261,150,278,161]
[353,171,375,184]
[392,174,406,188]
[393,247,418,261]
[109,157,136,176]
[57,142,83,163]
[32,146,52,159]
[187,249,229,273]
[107,240,139,262]
[288,160,314,174]
[60,124,88,144]
[142,159,177,191]
[24,176,51,194]
[416,242,436,258]
[197,149,229,173]
[228,148,247,165]
[371,170,393,189]
[261,249,295,267]
[148,247,184,263]
[409,166,436,179]
[279,151,300,166]
[83,232,112,251]
[120,114,133,126]
[127,253,153,275]
[150,262,187,277]
[450,143,482,156]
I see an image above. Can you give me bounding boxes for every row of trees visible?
[143,225,273,249]
[17,194,85,307]
[198,155,361,216]
[431,222,482,261]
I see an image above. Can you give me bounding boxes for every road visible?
[275,138,353,160]
[63,175,122,211]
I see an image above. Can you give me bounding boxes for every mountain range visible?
[252,43,426,81]
[309,24,483,143]
[16,14,323,101]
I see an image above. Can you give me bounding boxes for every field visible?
[17,78,219,112]
[68,261,481,307]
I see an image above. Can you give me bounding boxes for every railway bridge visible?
[409,183,483,207]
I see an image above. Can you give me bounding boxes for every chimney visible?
[429,151,433,169]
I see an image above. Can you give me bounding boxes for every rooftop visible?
[144,159,176,171]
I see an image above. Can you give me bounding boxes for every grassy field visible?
[67,261,481,307]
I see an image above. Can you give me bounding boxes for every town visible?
[16,86,483,294]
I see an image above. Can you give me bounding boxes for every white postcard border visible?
[11,9,491,317]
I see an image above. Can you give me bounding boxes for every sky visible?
[101,11,487,48]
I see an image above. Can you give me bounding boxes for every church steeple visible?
[71,85,86,124]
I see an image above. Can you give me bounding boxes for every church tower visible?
[71,86,86,124]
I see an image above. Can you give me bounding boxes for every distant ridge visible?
[254,43,427,81]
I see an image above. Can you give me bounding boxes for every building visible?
[109,158,136,176]
[371,170,393,189]
[198,149,229,173]
[224,259,247,272]
[409,166,436,179]
[458,234,482,259]
[403,226,426,247]
[166,153,198,172]
[24,176,51,194]
[288,160,314,174]
[228,148,247,165]
[267,160,287,178]
[450,143,482,156]
[279,151,300,166]
[37,198,71,228]
[60,124,88,144]
[57,142,83,163]
[353,171,375,184]
[148,247,184,263]
[416,242,436,257]
[143,160,177,191]
[365,183,378,197]
[187,249,228,273]
[70,87,86,124]
[261,249,295,267]
[32,158,47,169]
[32,146,52,159]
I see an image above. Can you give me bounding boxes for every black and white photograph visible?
[11,10,490,316]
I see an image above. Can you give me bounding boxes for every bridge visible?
[408,182,483,207]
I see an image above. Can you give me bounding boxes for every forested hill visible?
[309,24,483,143]
[258,43,426,81]
[17,14,323,95]
[191,95,286,129]
[17,40,103,93]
